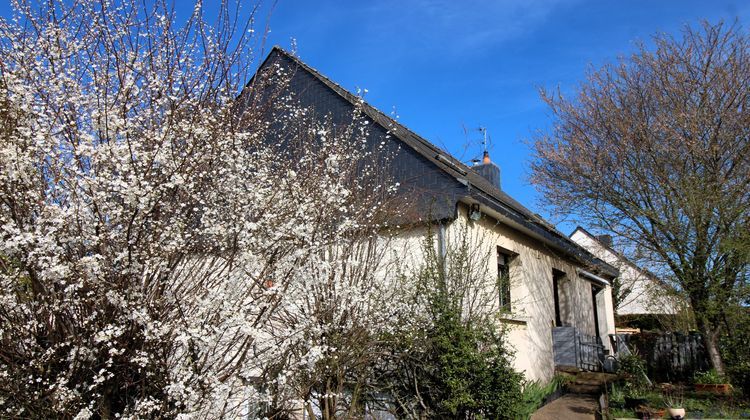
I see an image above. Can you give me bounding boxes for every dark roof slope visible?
[255,46,618,278]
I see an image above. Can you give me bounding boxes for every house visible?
[570,226,681,329]
[250,47,619,382]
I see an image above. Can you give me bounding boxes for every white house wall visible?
[442,204,615,382]
[570,230,677,316]
[375,206,617,383]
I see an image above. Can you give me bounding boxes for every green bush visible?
[609,383,626,408]
[414,300,523,419]
[720,308,750,395]
[694,369,728,385]
[384,230,525,419]
[726,359,750,392]
[617,351,651,390]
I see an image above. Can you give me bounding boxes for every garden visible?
[607,353,750,419]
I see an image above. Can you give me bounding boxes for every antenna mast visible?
[478,126,488,153]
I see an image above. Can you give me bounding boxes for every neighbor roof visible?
[253,46,618,278]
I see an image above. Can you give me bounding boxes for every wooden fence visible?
[615,331,710,382]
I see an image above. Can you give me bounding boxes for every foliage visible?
[431,306,522,418]
[383,227,524,419]
[609,407,635,418]
[612,392,750,419]
[608,383,626,408]
[694,369,729,385]
[617,352,651,389]
[681,396,748,417]
[517,375,568,419]
[530,20,750,374]
[720,307,750,396]
[622,383,648,400]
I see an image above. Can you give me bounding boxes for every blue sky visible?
[253,0,750,234]
[3,1,749,234]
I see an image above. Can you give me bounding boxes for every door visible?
[591,284,602,338]
[552,269,564,327]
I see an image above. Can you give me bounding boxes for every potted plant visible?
[663,390,686,419]
[694,369,732,395]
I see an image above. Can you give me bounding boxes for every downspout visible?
[437,222,448,271]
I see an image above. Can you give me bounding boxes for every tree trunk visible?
[698,319,725,376]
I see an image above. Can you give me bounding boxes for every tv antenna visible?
[470,127,490,165]
[478,127,489,153]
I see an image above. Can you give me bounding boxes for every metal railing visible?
[576,332,605,372]
[552,326,605,372]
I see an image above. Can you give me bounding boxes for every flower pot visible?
[635,406,665,419]
[694,383,732,395]
[651,408,666,418]
[667,407,686,419]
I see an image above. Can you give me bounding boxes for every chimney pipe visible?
[597,234,613,248]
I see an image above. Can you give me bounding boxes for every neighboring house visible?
[252,47,619,382]
[570,226,679,321]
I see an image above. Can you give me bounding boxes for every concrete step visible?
[573,379,606,386]
[556,367,617,395]
[566,383,603,395]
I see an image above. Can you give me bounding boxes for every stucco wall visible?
[437,204,615,382]
[374,212,617,385]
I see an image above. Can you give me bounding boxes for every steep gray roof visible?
[254,46,618,278]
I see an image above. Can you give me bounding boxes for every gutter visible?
[577,268,611,287]
[456,183,618,279]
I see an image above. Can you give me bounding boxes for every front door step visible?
[556,368,618,395]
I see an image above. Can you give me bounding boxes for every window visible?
[497,249,513,311]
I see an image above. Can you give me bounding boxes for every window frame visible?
[497,247,516,312]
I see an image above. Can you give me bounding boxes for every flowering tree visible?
[530,22,750,374]
[0,1,403,418]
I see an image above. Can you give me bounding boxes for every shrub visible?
[609,383,626,408]
[720,308,750,395]
[390,298,524,419]
[383,229,524,419]
[617,351,651,388]
[694,369,728,385]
